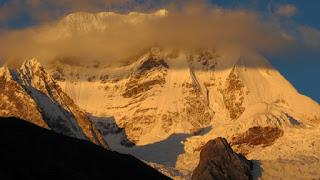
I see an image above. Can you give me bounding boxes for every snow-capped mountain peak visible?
[19,58,54,94]
[0,58,108,148]
[45,47,320,177]
[21,58,42,71]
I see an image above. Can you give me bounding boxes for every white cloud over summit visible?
[0,1,318,65]
[0,2,296,64]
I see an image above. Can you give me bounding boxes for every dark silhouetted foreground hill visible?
[0,117,171,180]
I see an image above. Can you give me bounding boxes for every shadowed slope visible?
[0,117,171,180]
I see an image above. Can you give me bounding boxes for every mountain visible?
[2,10,320,179]
[42,11,319,145]
[46,46,320,178]
[0,117,170,180]
[46,46,320,143]
[0,58,107,148]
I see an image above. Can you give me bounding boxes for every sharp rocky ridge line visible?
[0,58,108,148]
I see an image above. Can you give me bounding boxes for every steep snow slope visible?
[48,47,320,142]
[0,59,108,148]
[48,48,216,144]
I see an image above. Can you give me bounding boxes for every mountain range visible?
[1,10,320,179]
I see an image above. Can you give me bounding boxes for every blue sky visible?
[0,0,319,102]
[213,0,320,102]
[219,1,319,103]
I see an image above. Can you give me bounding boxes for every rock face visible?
[0,117,171,180]
[0,66,47,128]
[231,126,284,155]
[192,137,252,180]
[0,58,108,148]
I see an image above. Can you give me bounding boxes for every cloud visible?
[0,1,296,64]
[276,4,297,17]
[299,26,320,49]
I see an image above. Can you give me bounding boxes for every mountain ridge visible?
[0,58,108,148]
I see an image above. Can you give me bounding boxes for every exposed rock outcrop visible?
[222,66,246,120]
[231,126,284,155]
[192,137,252,180]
